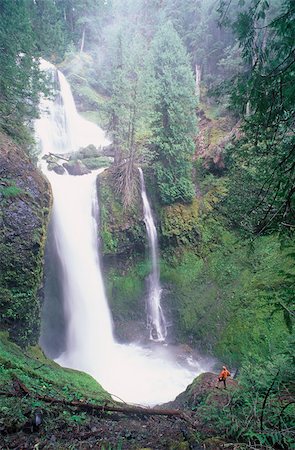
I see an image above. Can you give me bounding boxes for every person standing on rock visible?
[216,366,231,389]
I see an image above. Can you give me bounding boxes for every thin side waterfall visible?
[37,60,206,406]
[138,168,167,342]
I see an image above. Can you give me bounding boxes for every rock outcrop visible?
[97,169,148,336]
[166,372,237,410]
[0,132,52,347]
[195,108,239,175]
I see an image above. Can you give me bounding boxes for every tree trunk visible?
[195,64,201,99]
[80,28,86,53]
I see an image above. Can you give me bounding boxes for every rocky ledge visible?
[42,144,113,175]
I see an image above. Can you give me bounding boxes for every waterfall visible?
[138,168,167,342]
[36,59,113,368]
[37,60,206,406]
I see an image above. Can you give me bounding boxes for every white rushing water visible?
[37,60,206,406]
[138,168,167,342]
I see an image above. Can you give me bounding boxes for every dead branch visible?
[260,370,280,431]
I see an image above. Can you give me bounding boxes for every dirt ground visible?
[0,373,239,450]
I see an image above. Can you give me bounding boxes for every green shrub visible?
[0,179,25,199]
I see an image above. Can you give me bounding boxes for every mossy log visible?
[0,377,196,423]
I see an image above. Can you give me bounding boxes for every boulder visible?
[63,160,91,175]
[47,162,66,175]
[165,372,237,410]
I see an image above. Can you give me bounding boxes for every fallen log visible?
[48,152,70,162]
[5,378,185,419]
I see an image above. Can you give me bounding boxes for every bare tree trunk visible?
[247,18,261,117]
[195,64,201,99]
[80,28,86,53]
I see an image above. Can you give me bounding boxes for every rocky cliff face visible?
[0,132,52,347]
[97,169,150,341]
[97,169,146,259]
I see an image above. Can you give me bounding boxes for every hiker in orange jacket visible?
[216,366,231,389]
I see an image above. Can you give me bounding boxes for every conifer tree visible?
[106,30,155,206]
[151,21,196,205]
[0,0,46,145]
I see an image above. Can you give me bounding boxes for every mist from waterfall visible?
[37,60,206,406]
[138,168,167,342]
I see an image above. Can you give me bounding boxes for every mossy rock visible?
[97,169,146,257]
[167,372,237,410]
[97,169,151,325]
[201,437,229,449]
[0,132,51,347]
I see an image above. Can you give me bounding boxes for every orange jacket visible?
[219,368,230,379]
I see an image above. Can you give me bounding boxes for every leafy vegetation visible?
[104,31,156,206]
[196,352,294,449]
[217,0,295,236]
[0,0,47,147]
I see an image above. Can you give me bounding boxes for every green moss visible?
[160,200,201,248]
[160,250,226,346]
[0,332,111,433]
[101,224,119,254]
[106,260,150,320]
[199,102,221,121]
[205,126,227,147]
[160,231,292,364]
[96,170,149,320]
[0,332,109,399]
[78,84,105,107]
[0,185,23,198]
[159,179,227,251]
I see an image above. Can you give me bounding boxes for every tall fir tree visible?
[106,29,155,206]
[0,0,47,145]
[151,21,197,205]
